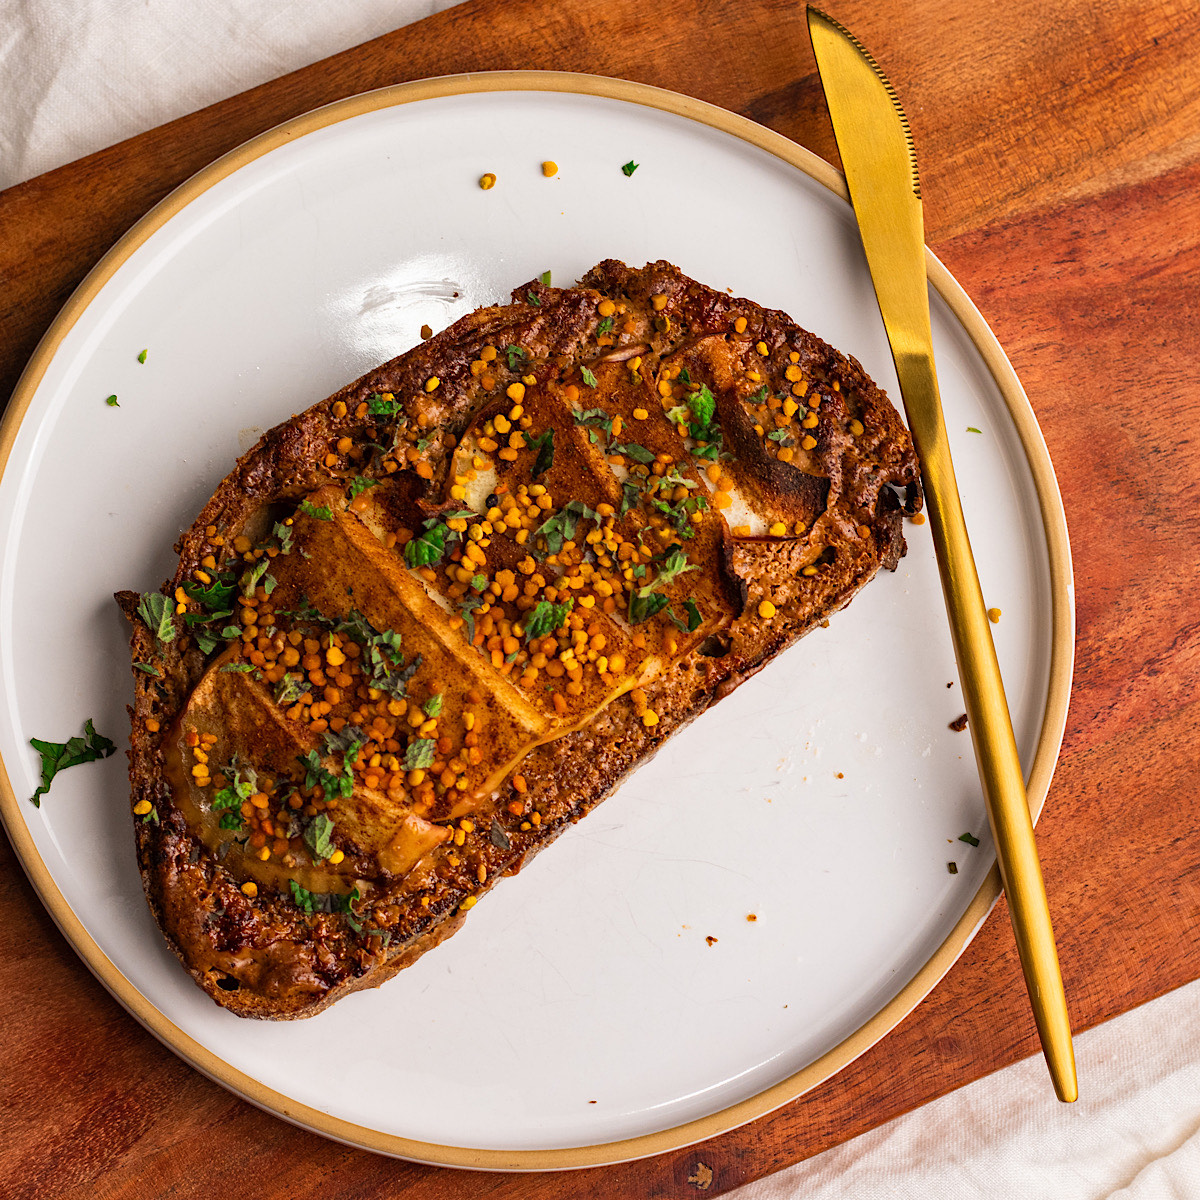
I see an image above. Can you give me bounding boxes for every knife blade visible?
[806,6,1077,1102]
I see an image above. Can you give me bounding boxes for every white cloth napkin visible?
[733,978,1200,1200]
[4,4,1196,1196]
[0,0,460,190]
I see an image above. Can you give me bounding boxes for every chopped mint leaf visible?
[304,812,336,860]
[540,270,552,286]
[619,479,641,516]
[530,427,555,478]
[137,592,176,648]
[959,831,981,847]
[621,160,639,176]
[298,500,333,521]
[524,598,574,643]
[580,366,598,388]
[347,475,380,500]
[367,393,402,416]
[613,441,655,464]
[527,291,541,306]
[27,719,116,807]
[596,316,614,334]
[300,743,358,800]
[105,395,119,407]
[240,557,270,599]
[535,500,600,556]
[289,879,361,918]
[424,693,444,718]
[274,673,307,705]
[688,384,716,434]
[573,406,611,434]
[628,591,670,624]
[490,817,512,850]
[137,349,148,364]
[404,738,436,770]
[219,662,259,675]
[133,662,162,677]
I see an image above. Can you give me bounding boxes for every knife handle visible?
[896,352,1078,1103]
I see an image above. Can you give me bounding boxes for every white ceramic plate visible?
[0,74,1072,1168]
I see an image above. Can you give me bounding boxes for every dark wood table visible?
[4,0,1199,1195]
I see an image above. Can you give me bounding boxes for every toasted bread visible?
[118,260,920,1018]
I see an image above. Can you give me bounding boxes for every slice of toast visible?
[118,260,921,1019]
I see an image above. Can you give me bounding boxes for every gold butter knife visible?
[807,7,1077,1101]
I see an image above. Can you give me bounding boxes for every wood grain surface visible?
[3,0,1199,1195]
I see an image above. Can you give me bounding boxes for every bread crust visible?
[119,260,921,1019]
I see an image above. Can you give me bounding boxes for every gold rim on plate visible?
[0,70,1074,1170]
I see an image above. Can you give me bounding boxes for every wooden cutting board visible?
[4,0,1199,1194]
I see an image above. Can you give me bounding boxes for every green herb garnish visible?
[621,160,639,176]
[347,476,380,500]
[137,349,148,364]
[183,574,237,613]
[27,719,116,807]
[573,406,611,434]
[300,742,359,800]
[529,428,555,478]
[613,441,655,464]
[304,812,336,860]
[959,831,981,847]
[298,500,333,521]
[404,738,436,770]
[289,879,361,919]
[239,557,271,600]
[524,598,574,643]
[105,395,119,407]
[597,316,614,335]
[133,662,162,677]
[627,546,698,625]
[619,479,641,516]
[527,291,541,306]
[367,393,403,416]
[967,426,982,434]
[211,761,257,831]
[688,384,716,434]
[540,270,552,286]
[505,345,530,372]
[424,694,444,718]
[490,818,512,850]
[274,673,307,705]
[628,591,670,624]
[330,610,419,699]
[404,522,450,568]
[535,499,600,556]
[137,592,176,649]
[402,510,475,570]
[667,597,703,633]
[580,365,598,388]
